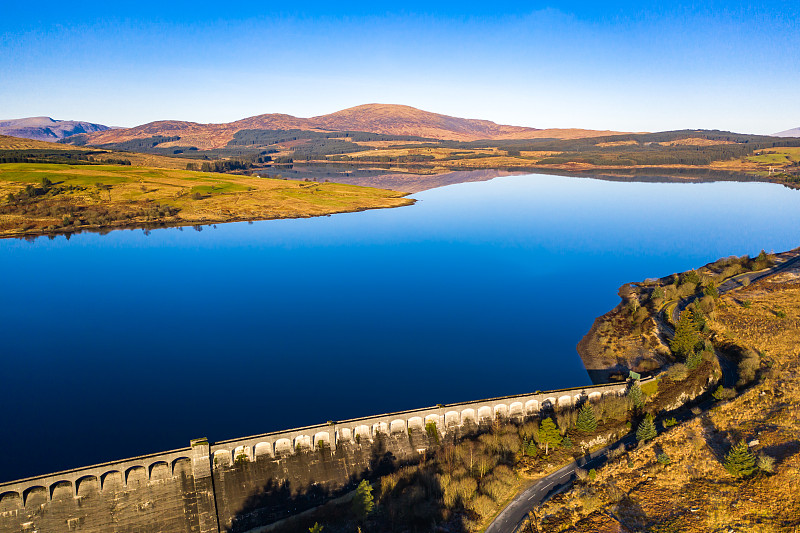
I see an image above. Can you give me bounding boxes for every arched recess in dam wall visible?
[0,379,639,533]
[0,441,220,533]
[207,380,631,464]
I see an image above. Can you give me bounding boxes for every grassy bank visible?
[0,163,413,238]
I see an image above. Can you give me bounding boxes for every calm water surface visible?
[2,173,799,481]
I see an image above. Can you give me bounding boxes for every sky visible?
[2,1,798,134]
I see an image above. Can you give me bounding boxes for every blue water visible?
[2,173,799,482]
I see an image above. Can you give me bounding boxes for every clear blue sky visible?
[2,1,798,134]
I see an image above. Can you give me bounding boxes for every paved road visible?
[486,249,800,533]
[484,446,612,533]
[669,250,800,325]
[485,396,718,533]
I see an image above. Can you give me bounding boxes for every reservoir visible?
[2,172,799,482]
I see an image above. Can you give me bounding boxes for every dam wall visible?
[0,379,639,533]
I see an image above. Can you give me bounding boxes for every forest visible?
[53,129,800,174]
[0,149,130,166]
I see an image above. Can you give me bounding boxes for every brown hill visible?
[0,134,89,150]
[73,104,628,149]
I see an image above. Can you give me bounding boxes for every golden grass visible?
[595,140,639,148]
[353,140,441,148]
[0,134,88,151]
[657,137,738,147]
[0,134,195,169]
[535,272,800,533]
[0,163,413,237]
[101,152,202,169]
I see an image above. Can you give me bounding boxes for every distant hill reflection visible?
[260,164,767,193]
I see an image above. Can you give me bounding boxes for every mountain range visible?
[4,108,798,148]
[0,117,111,142]
[773,127,800,137]
[59,104,625,149]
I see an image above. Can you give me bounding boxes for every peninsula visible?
[0,136,412,239]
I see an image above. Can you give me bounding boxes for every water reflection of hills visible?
[257,165,519,193]
[259,164,774,193]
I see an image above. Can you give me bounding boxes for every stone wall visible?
[0,380,640,533]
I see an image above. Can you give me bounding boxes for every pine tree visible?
[539,417,562,455]
[352,479,374,521]
[724,440,757,478]
[671,309,700,358]
[686,349,702,369]
[636,414,657,442]
[575,403,598,434]
[309,523,324,533]
[627,383,644,410]
[691,306,707,330]
[703,281,719,299]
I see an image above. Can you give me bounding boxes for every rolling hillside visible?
[67,104,627,149]
[774,127,800,137]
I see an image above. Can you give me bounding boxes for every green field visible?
[0,163,413,237]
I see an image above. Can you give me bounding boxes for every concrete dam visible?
[0,380,635,533]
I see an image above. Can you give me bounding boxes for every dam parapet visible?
[0,379,644,533]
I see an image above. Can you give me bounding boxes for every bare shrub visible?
[468,494,496,518]
[598,394,628,422]
[492,465,516,485]
[482,479,507,502]
[380,470,401,498]
[713,386,736,400]
[478,433,497,453]
[444,476,477,507]
[666,363,689,382]
[608,446,625,460]
[498,432,521,454]
[475,452,497,479]
[737,349,760,386]
[556,406,578,434]
[437,473,452,494]
[577,491,603,513]
[758,454,776,474]
[520,421,539,444]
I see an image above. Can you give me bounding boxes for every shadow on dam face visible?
[0,381,640,533]
[225,431,477,533]
[223,433,404,532]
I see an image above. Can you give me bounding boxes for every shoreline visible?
[0,197,415,241]
[576,246,800,383]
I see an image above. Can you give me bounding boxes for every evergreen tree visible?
[651,286,665,301]
[683,270,701,284]
[703,281,719,299]
[686,350,703,370]
[309,523,324,533]
[724,440,757,478]
[671,309,700,358]
[539,417,562,455]
[627,383,644,410]
[575,403,598,434]
[691,306,707,330]
[351,479,374,521]
[636,414,657,442]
